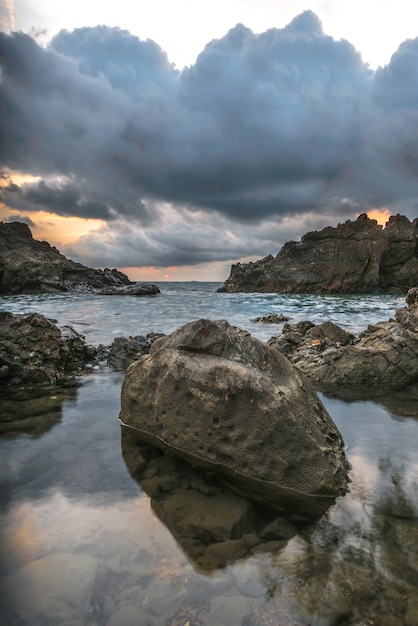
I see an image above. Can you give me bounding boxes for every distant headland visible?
[0,221,159,296]
[219,213,418,294]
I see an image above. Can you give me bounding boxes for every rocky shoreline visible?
[2,288,417,394]
[0,311,164,387]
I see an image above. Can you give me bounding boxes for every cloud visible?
[62,201,341,269]
[1,12,418,270]
[3,213,35,227]
[0,1,15,33]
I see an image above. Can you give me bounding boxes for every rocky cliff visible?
[218,213,418,293]
[0,222,159,295]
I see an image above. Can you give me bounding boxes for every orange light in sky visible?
[360,209,391,226]
[0,206,103,248]
[121,266,179,281]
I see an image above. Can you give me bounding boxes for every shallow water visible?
[0,285,417,625]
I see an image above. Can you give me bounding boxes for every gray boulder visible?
[119,318,349,521]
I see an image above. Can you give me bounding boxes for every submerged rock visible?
[0,221,159,295]
[219,213,418,294]
[97,283,160,296]
[252,312,291,324]
[268,287,418,394]
[119,318,349,521]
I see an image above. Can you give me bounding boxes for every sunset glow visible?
[359,209,392,226]
[0,206,104,248]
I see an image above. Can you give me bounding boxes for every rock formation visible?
[106,333,165,370]
[119,318,349,521]
[268,287,418,395]
[219,213,418,293]
[0,221,160,295]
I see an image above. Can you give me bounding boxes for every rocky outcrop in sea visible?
[219,213,418,293]
[0,221,160,295]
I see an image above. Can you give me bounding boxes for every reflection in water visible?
[377,382,418,420]
[0,384,78,438]
[0,371,417,625]
[121,427,298,571]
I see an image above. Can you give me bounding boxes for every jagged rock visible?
[0,221,160,295]
[268,288,418,394]
[119,318,349,521]
[0,311,94,386]
[219,213,418,294]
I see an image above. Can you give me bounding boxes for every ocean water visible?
[0,283,417,626]
[0,281,405,344]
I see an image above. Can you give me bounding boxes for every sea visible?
[0,282,417,625]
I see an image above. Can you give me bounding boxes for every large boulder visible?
[119,319,349,521]
[0,221,160,295]
[268,287,418,394]
[218,213,418,293]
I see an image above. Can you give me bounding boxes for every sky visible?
[1,1,418,281]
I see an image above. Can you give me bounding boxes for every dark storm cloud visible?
[0,178,152,221]
[4,214,35,227]
[2,11,418,268]
[62,204,336,269]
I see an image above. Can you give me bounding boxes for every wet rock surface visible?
[0,221,159,295]
[268,287,418,394]
[119,318,349,520]
[219,213,418,293]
